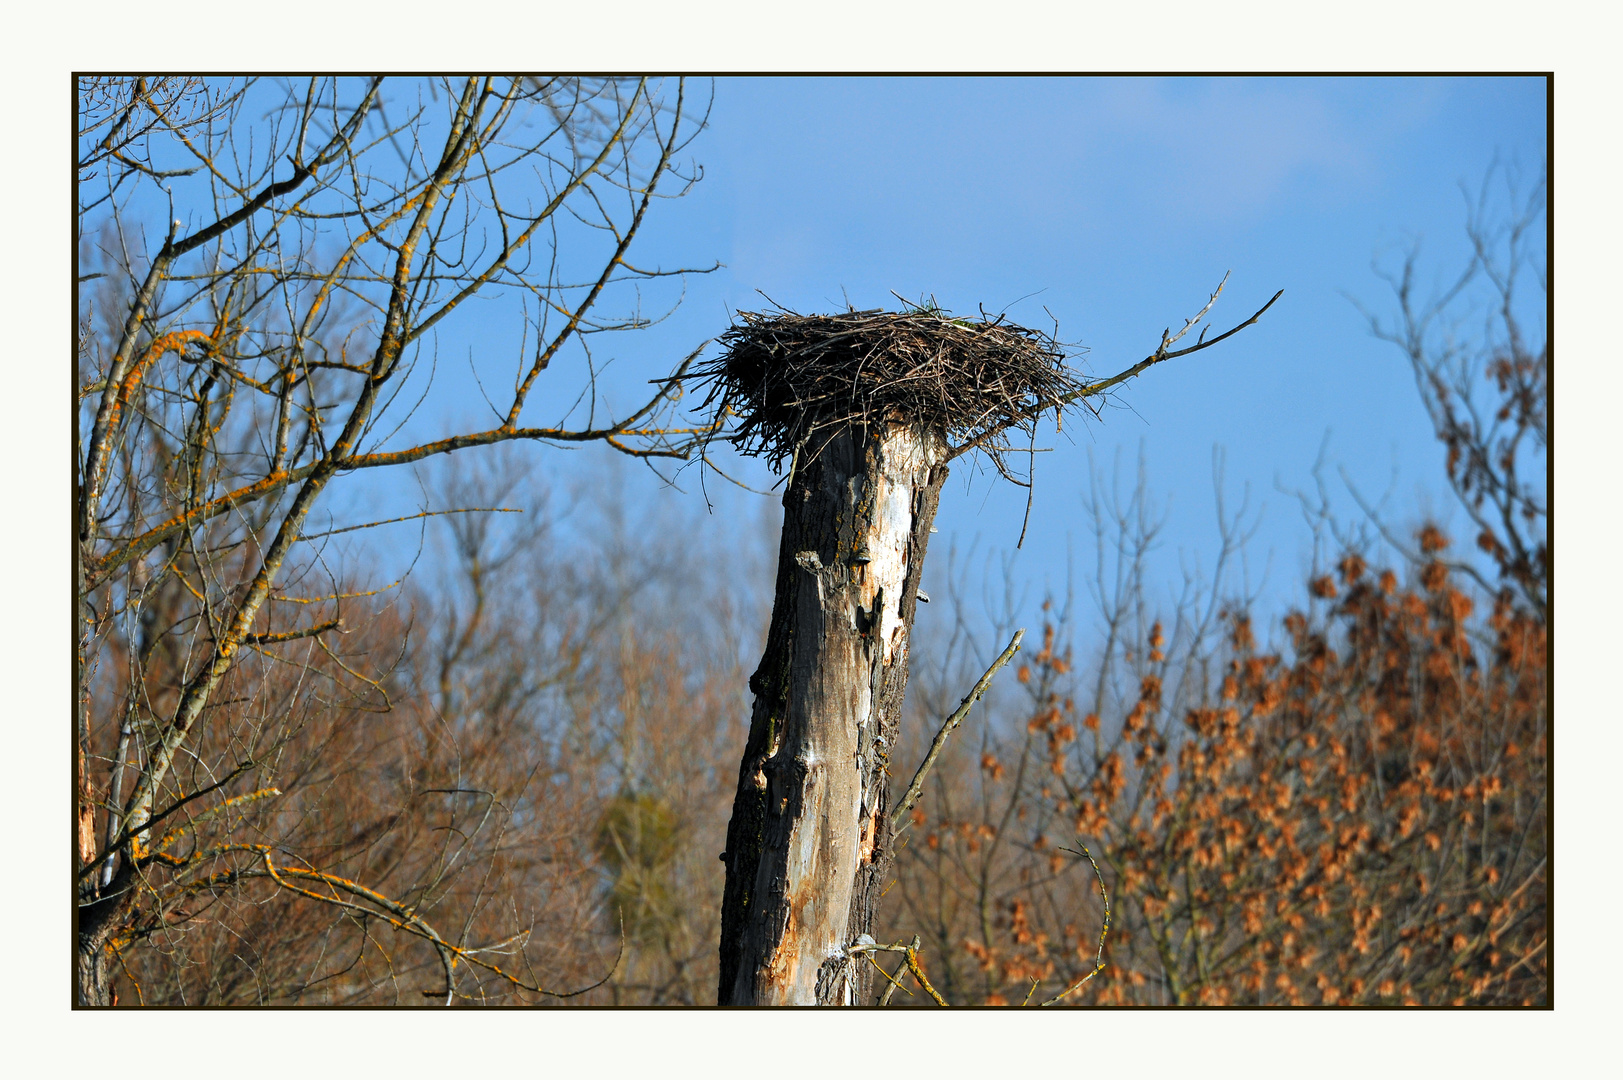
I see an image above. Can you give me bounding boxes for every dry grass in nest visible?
[692,305,1083,472]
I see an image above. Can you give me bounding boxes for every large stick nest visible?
[693,306,1083,471]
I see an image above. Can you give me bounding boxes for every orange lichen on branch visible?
[118,330,210,406]
[261,854,620,1000]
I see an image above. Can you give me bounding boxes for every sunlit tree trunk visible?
[718,422,946,1005]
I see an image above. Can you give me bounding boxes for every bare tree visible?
[74,75,716,1005]
[91,448,761,1005]
[1357,163,1547,619]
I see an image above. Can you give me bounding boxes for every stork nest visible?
[692,306,1083,471]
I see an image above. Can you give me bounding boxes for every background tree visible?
[879,169,1547,1007]
[75,75,716,1005]
[96,451,757,1005]
[1358,165,1547,620]
[886,511,1544,1005]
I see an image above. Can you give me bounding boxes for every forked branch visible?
[947,281,1283,464]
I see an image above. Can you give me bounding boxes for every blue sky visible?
[78,75,1548,640]
[400,75,1546,635]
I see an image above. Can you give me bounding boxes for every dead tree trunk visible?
[718,422,947,1005]
[705,290,1279,1005]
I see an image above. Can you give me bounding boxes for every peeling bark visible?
[718,422,947,1005]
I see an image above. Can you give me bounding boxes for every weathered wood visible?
[718,421,947,1005]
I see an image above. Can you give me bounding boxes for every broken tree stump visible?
[701,307,1075,1005]
[700,288,1278,1004]
[719,421,945,1004]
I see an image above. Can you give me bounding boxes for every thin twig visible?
[1162,270,1230,351]
[945,287,1283,465]
[870,952,913,1003]
[1017,426,1037,549]
[295,506,520,542]
[1065,289,1284,404]
[892,629,1025,833]
[1039,844,1111,1006]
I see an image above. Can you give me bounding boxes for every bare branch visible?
[892,629,1025,834]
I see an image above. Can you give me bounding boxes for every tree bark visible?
[718,422,947,1005]
[77,934,115,1007]
[76,864,131,1006]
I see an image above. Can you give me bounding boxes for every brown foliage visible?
[75,76,723,1005]
[92,455,758,1005]
[887,536,1546,1006]
[877,165,1546,1008]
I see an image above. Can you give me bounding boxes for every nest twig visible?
[690,305,1083,473]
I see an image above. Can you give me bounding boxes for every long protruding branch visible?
[946,284,1283,464]
[83,341,715,590]
[891,628,1024,833]
[1064,286,1284,404]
